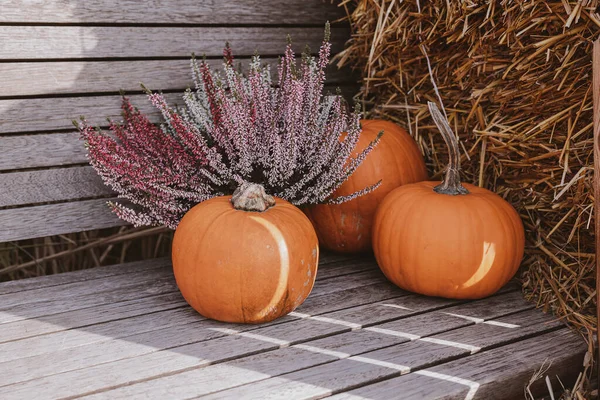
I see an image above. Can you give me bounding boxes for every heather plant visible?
[77,23,381,229]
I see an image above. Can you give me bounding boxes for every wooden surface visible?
[0,26,347,60]
[0,0,345,25]
[0,166,115,207]
[0,198,127,242]
[0,60,354,97]
[0,0,356,243]
[0,254,585,399]
[594,38,600,388]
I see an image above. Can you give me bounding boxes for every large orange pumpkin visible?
[172,183,319,323]
[372,102,525,299]
[304,119,428,254]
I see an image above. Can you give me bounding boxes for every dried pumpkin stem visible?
[427,101,469,196]
[231,182,276,212]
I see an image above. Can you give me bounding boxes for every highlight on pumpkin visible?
[247,215,291,320]
[460,241,497,291]
[75,22,382,230]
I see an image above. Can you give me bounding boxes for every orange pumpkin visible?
[304,119,428,253]
[372,102,525,299]
[172,183,319,323]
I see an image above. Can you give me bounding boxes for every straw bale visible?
[337,0,599,338]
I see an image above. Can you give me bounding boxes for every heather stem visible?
[427,101,469,196]
[231,182,276,212]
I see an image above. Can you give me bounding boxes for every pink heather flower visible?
[77,23,381,229]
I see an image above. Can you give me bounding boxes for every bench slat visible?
[0,166,114,207]
[0,26,347,60]
[0,198,127,242]
[1,133,88,171]
[0,93,180,135]
[0,83,357,136]
[0,257,171,296]
[0,0,344,25]
[0,60,355,98]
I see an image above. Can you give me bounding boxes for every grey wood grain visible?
[309,269,387,297]
[0,133,88,171]
[0,166,114,207]
[0,60,355,98]
[0,273,178,324]
[0,198,128,242]
[0,0,344,24]
[1,332,281,400]
[0,256,170,296]
[0,261,395,361]
[330,328,585,400]
[0,279,524,396]
[173,307,558,399]
[0,92,179,134]
[296,282,405,316]
[0,253,348,296]
[0,307,352,387]
[320,280,519,328]
[0,85,358,135]
[357,309,564,372]
[0,292,185,344]
[368,291,534,339]
[0,26,347,60]
[0,262,169,311]
[81,346,340,400]
[317,254,379,279]
[198,308,570,400]
[0,257,377,346]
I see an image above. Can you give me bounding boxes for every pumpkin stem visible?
[231,182,276,212]
[428,101,469,196]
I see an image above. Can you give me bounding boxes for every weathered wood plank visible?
[321,283,522,327]
[330,328,584,400]
[296,282,404,316]
[0,60,355,98]
[0,292,185,345]
[0,266,398,365]
[311,256,377,281]
[0,273,177,324]
[0,166,114,207]
[0,0,345,24]
[0,92,173,135]
[0,26,347,60]
[0,133,88,171]
[0,256,170,296]
[0,85,358,135]
[0,284,523,396]
[309,269,386,297]
[81,346,341,400]
[0,257,374,344]
[0,296,384,386]
[1,333,281,400]
[0,266,167,313]
[0,198,127,242]
[199,309,567,400]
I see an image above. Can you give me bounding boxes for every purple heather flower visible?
[77,23,382,229]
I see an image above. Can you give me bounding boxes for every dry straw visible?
[336,0,599,342]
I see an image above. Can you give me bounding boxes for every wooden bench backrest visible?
[0,1,351,242]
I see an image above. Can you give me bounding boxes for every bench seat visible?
[0,253,585,399]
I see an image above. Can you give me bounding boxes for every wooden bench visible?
[0,1,587,399]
